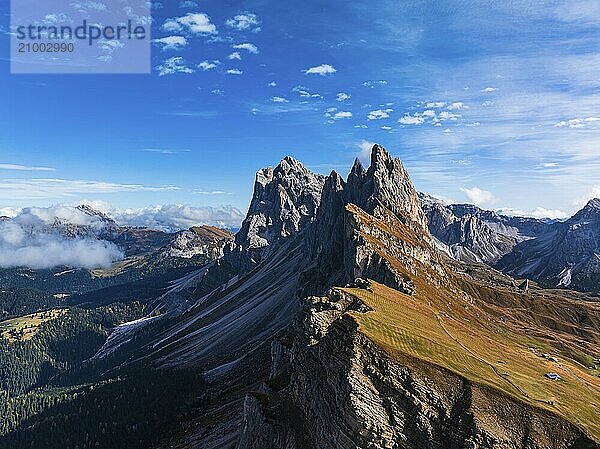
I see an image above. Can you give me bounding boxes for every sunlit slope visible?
[343,205,600,441]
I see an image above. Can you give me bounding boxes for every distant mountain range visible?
[420,193,600,292]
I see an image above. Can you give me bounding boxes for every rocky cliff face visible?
[497,199,600,291]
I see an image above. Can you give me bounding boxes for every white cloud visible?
[162,13,217,35]
[574,185,600,207]
[337,92,350,101]
[305,64,336,75]
[438,111,461,121]
[233,42,258,54]
[267,81,277,87]
[192,190,231,195]
[554,117,600,129]
[425,101,446,108]
[198,60,219,71]
[226,68,243,75]
[447,102,466,110]
[333,111,352,119]
[398,114,425,125]
[111,204,244,230]
[363,80,387,88]
[357,140,375,162]
[0,163,55,172]
[178,0,197,7]
[381,125,392,130]
[460,187,496,206]
[138,148,190,155]
[367,108,392,120]
[481,87,498,92]
[292,85,322,99]
[539,162,560,168]
[156,56,194,76]
[152,35,188,50]
[271,96,289,103]
[498,207,569,220]
[225,13,260,31]
[0,178,179,201]
[228,51,242,60]
[0,207,20,218]
[0,207,123,269]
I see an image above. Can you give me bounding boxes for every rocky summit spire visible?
[235,156,326,253]
[347,144,429,233]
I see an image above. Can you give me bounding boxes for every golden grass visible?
[346,280,600,440]
[0,309,67,342]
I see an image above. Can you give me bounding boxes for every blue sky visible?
[1,0,599,223]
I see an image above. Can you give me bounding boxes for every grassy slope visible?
[0,309,67,342]
[344,206,600,441]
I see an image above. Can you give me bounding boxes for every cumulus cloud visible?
[324,107,351,120]
[162,12,217,35]
[398,114,425,125]
[446,102,466,110]
[226,13,261,31]
[0,163,55,172]
[198,60,219,71]
[156,56,194,76]
[425,101,446,108]
[333,111,352,119]
[226,68,243,75]
[367,108,392,120]
[305,64,336,75]
[292,85,322,99]
[228,51,242,60]
[363,80,387,88]
[271,96,289,103]
[233,42,258,54]
[111,204,244,230]
[481,87,498,92]
[336,92,350,101]
[460,187,496,206]
[0,207,123,270]
[152,35,188,50]
[554,117,600,129]
[267,81,277,87]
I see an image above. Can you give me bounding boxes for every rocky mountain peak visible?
[349,144,429,234]
[76,204,116,224]
[569,198,600,223]
[235,156,326,254]
[584,198,600,211]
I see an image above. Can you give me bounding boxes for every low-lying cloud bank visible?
[110,204,244,231]
[0,203,244,270]
[0,218,123,270]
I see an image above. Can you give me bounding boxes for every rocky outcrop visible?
[164,226,233,259]
[497,199,600,291]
